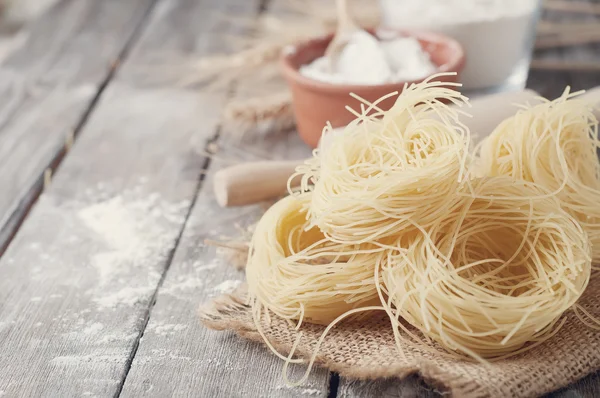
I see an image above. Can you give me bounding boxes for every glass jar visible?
[379,0,542,96]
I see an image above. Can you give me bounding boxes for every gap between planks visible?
[113,134,217,397]
[114,0,281,395]
[0,0,162,258]
[96,0,269,394]
[0,0,237,396]
[116,0,330,395]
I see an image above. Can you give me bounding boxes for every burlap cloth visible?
[200,276,600,398]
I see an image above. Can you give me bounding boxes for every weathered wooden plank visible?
[338,377,440,398]
[548,373,600,398]
[0,0,62,27]
[527,5,573,98]
[0,82,221,397]
[339,372,600,398]
[117,0,257,88]
[0,0,251,395]
[118,0,330,395]
[558,0,600,95]
[0,0,156,252]
[1,0,152,82]
[119,132,329,398]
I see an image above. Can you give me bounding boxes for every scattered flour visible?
[145,349,192,362]
[94,286,156,309]
[174,275,206,289]
[76,189,191,310]
[51,354,123,365]
[275,385,322,396]
[191,259,220,272]
[213,280,242,294]
[83,322,104,334]
[161,275,205,299]
[300,30,436,85]
[98,332,138,344]
[159,258,220,299]
[301,389,321,396]
[150,323,188,336]
[150,348,170,357]
[78,194,186,286]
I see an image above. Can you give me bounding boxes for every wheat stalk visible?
[222,91,295,139]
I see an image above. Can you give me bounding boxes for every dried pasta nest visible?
[381,177,592,361]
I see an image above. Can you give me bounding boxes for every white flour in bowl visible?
[299,30,436,85]
[379,0,540,90]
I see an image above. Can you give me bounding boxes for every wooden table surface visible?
[0,0,599,397]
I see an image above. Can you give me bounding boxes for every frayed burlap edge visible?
[200,282,600,398]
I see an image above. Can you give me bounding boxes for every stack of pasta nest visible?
[245,74,600,382]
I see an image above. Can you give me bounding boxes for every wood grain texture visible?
[1,0,151,82]
[527,4,573,99]
[338,377,440,398]
[527,0,600,98]
[0,0,156,252]
[0,82,220,397]
[558,0,600,95]
[117,0,257,89]
[119,132,328,398]
[119,0,329,395]
[0,0,240,394]
[338,371,600,398]
[549,373,600,398]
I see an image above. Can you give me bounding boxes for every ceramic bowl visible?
[280,29,466,148]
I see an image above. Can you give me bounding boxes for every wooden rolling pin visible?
[215,88,600,207]
[214,160,302,208]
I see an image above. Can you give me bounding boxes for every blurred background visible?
[1,0,599,133]
[0,0,599,199]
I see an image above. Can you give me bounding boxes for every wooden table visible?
[0,1,599,397]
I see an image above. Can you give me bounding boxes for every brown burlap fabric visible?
[200,277,600,398]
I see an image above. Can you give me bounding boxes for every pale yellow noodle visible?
[381,177,592,361]
[243,78,596,383]
[246,194,385,327]
[291,74,471,246]
[479,88,600,262]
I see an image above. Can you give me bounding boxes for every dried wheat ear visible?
[222,91,295,139]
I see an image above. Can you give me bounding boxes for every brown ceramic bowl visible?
[281,29,466,148]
